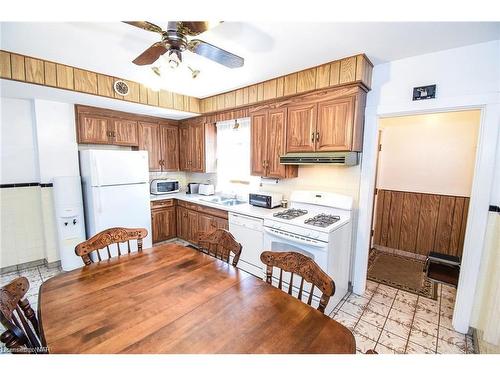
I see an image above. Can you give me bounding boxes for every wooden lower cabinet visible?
[198,213,229,234]
[151,199,177,244]
[186,210,199,244]
[176,206,189,242]
[175,202,228,245]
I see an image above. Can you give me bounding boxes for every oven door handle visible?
[264,227,326,248]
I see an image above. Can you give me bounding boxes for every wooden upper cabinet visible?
[250,111,268,176]
[286,103,317,152]
[283,89,365,153]
[178,125,190,171]
[190,124,205,173]
[266,108,288,178]
[316,97,355,151]
[112,119,139,146]
[178,119,215,173]
[250,109,297,179]
[77,114,110,144]
[160,124,179,171]
[138,122,161,171]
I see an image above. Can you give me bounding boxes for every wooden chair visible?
[0,277,44,354]
[75,227,148,266]
[197,229,242,267]
[260,251,335,313]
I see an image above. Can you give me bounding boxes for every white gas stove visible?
[262,190,353,313]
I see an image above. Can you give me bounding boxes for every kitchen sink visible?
[220,199,246,206]
[199,196,246,206]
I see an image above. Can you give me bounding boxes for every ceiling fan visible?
[124,21,245,70]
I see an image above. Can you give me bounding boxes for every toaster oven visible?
[150,179,180,195]
[249,192,283,209]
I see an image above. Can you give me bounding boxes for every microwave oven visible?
[249,192,283,209]
[150,179,180,195]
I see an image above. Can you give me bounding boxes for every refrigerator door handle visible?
[96,187,103,213]
[91,153,101,187]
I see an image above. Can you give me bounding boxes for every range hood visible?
[280,152,358,166]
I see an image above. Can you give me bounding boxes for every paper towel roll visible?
[260,178,279,186]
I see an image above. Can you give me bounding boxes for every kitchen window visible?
[216,117,259,196]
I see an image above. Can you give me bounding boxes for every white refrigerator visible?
[79,150,152,253]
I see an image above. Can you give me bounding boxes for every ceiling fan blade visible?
[132,42,168,65]
[178,21,218,36]
[123,21,164,34]
[188,39,244,68]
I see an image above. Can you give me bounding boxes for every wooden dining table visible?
[38,243,355,354]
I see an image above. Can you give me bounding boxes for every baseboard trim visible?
[0,259,61,274]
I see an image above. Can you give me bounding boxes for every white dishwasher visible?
[229,212,265,279]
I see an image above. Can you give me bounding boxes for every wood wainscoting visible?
[373,189,469,258]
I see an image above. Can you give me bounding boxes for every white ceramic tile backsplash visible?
[0,187,46,267]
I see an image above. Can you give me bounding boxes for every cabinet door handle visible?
[311,132,315,142]
[316,132,320,142]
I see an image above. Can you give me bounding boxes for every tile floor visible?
[330,280,475,354]
[1,261,475,354]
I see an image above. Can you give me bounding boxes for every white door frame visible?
[353,97,499,334]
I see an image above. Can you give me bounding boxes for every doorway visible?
[368,110,480,299]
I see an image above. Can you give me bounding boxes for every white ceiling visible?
[1,22,499,98]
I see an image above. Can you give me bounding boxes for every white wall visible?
[33,100,79,182]
[377,110,480,196]
[355,40,500,335]
[0,98,81,268]
[0,97,38,184]
[490,131,500,206]
[367,40,500,111]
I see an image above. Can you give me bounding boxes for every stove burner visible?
[304,214,341,228]
[273,208,308,220]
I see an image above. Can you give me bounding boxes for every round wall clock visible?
[113,80,130,96]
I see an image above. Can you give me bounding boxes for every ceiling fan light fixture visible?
[167,49,182,69]
[188,66,200,79]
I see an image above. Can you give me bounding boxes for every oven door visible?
[263,226,328,306]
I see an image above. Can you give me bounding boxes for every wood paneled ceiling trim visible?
[0,50,372,118]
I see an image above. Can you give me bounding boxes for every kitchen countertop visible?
[150,192,283,220]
